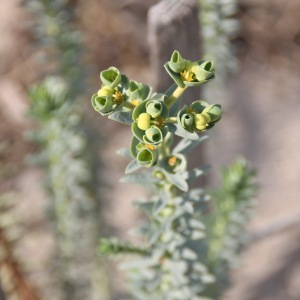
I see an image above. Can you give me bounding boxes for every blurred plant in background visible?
[22,0,109,299]
[203,158,257,298]
[199,0,240,99]
[0,193,41,300]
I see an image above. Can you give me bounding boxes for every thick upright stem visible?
[165,86,188,109]
[124,102,136,110]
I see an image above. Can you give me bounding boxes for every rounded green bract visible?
[144,126,163,144]
[137,147,157,167]
[146,100,163,118]
[100,67,121,88]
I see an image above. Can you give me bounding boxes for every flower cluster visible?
[91,51,222,170]
[164,50,215,88]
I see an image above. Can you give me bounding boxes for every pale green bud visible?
[180,113,194,130]
[146,100,162,118]
[144,127,162,144]
[137,113,151,130]
[97,86,114,97]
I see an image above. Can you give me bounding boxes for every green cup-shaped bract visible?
[190,60,215,83]
[177,105,197,133]
[164,50,216,88]
[144,126,163,145]
[130,136,140,158]
[129,80,151,103]
[132,98,168,122]
[146,100,163,118]
[91,94,113,115]
[203,104,223,123]
[100,67,121,88]
[168,50,186,73]
[180,113,194,131]
[132,123,168,146]
[137,147,158,167]
[190,100,209,112]
[160,153,187,174]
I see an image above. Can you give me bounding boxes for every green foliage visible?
[23,0,84,93]
[24,0,109,299]
[28,78,107,300]
[99,239,148,256]
[203,158,257,298]
[199,0,240,99]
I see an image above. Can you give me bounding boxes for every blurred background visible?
[0,0,300,299]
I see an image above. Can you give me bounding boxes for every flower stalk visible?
[165,86,188,108]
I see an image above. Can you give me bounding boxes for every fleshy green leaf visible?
[185,165,210,183]
[164,63,185,88]
[173,135,209,154]
[120,172,157,184]
[167,173,188,192]
[125,159,142,174]
[116,148,132,159]
[108,111,132,124]
[174,123,199,140]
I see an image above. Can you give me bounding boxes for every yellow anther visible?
[195,113,210,131]
[132,99,139,106]
[168,156,177,167]
[180,70,194,82]
[112,91,124,104]
[145,144,155,150]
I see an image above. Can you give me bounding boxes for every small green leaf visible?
[153,197,167,215]
[173,135,209,154]
[174,123,199,140]
[116,148,132,159]
[186,165,210,183]
[108,111,132,124]
[125,159,142,174]
[167,173,188,192]
[120,173,157,184]
[164,63,185,88]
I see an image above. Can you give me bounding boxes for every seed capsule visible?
[137,113,151,130]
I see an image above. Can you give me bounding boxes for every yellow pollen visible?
[154,117,164,128]
[132,99,139,106]
[168,156,177,167]
[112,91,124,104]
[180,70,194,82]
[187,108,196,114]
[145,144,155,150]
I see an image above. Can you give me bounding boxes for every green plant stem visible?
[165,86,187,108]
[159,138,169,158]
[165,117,177,123]
[124,102,136,110]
